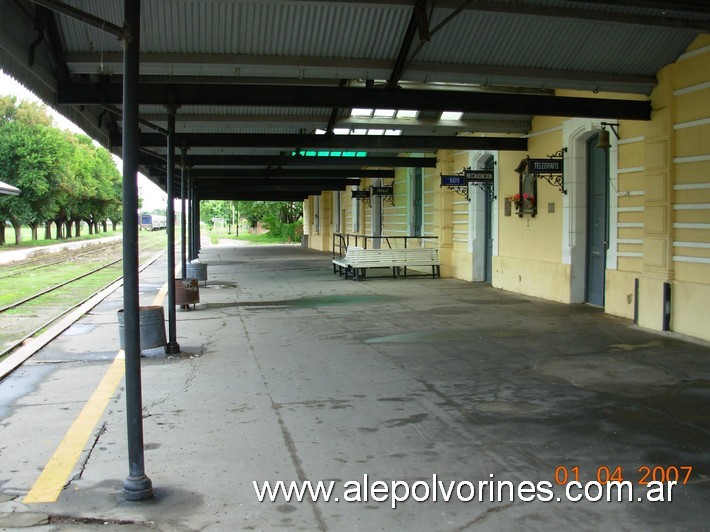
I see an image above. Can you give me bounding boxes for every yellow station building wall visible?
[304,36,710,341]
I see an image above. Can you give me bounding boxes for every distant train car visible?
[141,213,167,231]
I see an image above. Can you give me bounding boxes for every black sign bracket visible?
[440,173,470,201]
[530,149,567,194]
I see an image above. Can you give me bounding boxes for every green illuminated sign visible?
[291,150,368,157]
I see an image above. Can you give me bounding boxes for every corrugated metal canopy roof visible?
[1,0,708,199]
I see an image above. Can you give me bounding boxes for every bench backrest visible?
[345,247,439,265]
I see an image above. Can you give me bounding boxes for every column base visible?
[164,341,181,355]
[123,474,154,501]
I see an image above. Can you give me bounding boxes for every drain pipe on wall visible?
[633,278,639,325]
[662,282,672,332]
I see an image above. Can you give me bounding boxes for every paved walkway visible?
[0,242,708,530]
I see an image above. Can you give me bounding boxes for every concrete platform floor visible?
[0,241,708,531]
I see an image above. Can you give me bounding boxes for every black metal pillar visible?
[165,105,180,354]
[180,148,188,278]
[195,191,201,257]
[121,0,153,501]
[188,174,195,261]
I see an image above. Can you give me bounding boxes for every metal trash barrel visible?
[175,278,200,306]
[186,261,207,285]
[117,305,167,350]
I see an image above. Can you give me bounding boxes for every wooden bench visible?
[333,247,440,281]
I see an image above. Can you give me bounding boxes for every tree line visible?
[201,200,303,241]
[0,96,122,246]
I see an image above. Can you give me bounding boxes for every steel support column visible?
[164,106,180,354]
[195,192,201,257]
[180,148,187,278]
[121,0,153,501]
[188,174,194,262]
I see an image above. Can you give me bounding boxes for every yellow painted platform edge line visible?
[24,283,168,504]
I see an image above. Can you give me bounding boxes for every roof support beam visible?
[139,153,438,168]
[188,155,437,168]
[198,191,313,201]
[64,53,659,94]
[29,0,124,37]
[188,169,393,179]
[388,0,428,87]
[301,0,710,31]
[570,0,710,15]
[61,82,652,120]
[192,180,351,191]
[112,131,528,151]
[139,114,532,134]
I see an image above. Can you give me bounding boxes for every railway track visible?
[0,233,167,359]
[0,241,123,281]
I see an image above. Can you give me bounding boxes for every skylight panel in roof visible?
[385,129,402,135]
[351,108,373,117]
[374,109,396,118]
[351,129,368,135]
[396,110,418,119]
[367,129,385,135]
[441,111,463,121]
[334,128,351,135]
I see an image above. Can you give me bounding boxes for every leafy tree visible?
[0,119,70,243]
[200,200,303,241]
[201,200,234,231]
[0,95,122,244]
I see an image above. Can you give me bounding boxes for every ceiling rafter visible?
[139,153,438,168]
[111,131,528,151]
[192,180,358,190]
[62,82,651,120]
[197,191,318,201]
[64,52,658,94]
[139,114,531,134]
[185,169,395,179]
[301,0,710,30]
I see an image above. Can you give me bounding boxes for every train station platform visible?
[0,240,709,530]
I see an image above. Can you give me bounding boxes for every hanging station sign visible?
[526,150,567,194]
[371,184,395,206]
[440,175,467,187]
[440,167,496,202]
[371,185,393,196]
[463,169,494,182]
[527,158,563,174]
[352,190,371,199]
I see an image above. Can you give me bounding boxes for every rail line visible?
[0,235,168,360]
[0,241,122,281]
[0,246,166,360]
[0,258,125,314]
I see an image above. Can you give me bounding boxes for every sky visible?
[0,70,168,212]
